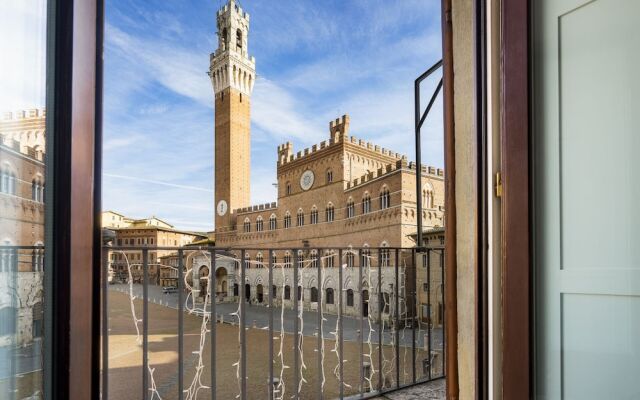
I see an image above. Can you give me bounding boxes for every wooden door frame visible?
[499,0,532,398]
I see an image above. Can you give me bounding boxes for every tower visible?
[210,0,255,232]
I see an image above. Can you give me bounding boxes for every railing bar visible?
[338,249,344,400]
[358,249,363,396]
[268,250,274,400]
[293,250,299,400]
[102,248,109,400]
[377,250,382,393]
[441,250,446,376]
[411,249,416,384]
[143,249,149,400]
[210,249,217,400]
[427,249,432,381]
[394,249,400,389]
[317,249,322,400]
[240,249,247,400]
[90,245,446,252]
[178,249,184,400]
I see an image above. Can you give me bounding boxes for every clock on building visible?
[299,170,315,191]
[217,200,228,216]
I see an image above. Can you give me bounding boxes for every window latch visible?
[495,171,503,198]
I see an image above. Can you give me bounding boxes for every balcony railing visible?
[101,245,445,400]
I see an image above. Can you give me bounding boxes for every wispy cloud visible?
[102,0,444,230]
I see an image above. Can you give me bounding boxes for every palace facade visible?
[0,109,46,346]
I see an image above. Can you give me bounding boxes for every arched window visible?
[243,218,251,233]
[297,285,302,301]
[32,180,38,200]
[380,187,391,209]
[380,242,390,267]
[236,29,243,49]
[256,216,264,232]
[326,169,333,183]
[271,253,277,264]
[310,250,318,268]
[346,289,354,307]
[325,203,335,222]
[362,193,371,214]
[221,28,228,50]
[284,285,291,300]
[284,252,292,268]
[310,206,318,224]
[286,182,292,195]
[297,209,304,226]
[310,287,318,302]
[233,283,239,296]
[272,285,277,298]
[284,212,292,228]
[256,252,264,264]
[269,214,277,230]
[325,251,335,268]
[361,246,371,267]
[346,199,355,218]
[326,288,334,305]
[346,251,355,268]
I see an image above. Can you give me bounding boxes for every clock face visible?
[299,170,315,191]
[216,200,228,216]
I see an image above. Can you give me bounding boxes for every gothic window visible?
[326,288,334,305]
[325,203,335,222]
[286,182,292,195]
[380,242,390,267]
[284,253,292,268]
[310,287,318,302]
[269,214,277,230]
[346,289,354,307]
[256,216,264,232]
[284,212,291,228]
[221,28,228,50]
[243,218,251,233]
[347,200,355,218]
[256,252,264,264]
[310,207,318,224]
[346,252,355,268]
[380,187,391,209]
[297,209,304,226]
[236,29,242,49]
[326,169,333,183]
[325,252,334,268]
[361,247,371,267]
[362,194,371,214]
[284,285,291,300]
[310,251,318,268]
[271,253,277,264]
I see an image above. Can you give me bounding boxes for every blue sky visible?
[105,0,445,231]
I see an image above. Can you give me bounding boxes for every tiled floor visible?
[372,378,445,399]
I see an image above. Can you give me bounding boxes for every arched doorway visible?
[215,266,228,298]
[199,266,209,298]
[362,289,369,317]
[245,283,251,303]
[257,284,264,304]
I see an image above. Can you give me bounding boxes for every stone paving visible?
[372,378,445,399]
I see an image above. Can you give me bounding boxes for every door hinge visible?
[495,172,503,198]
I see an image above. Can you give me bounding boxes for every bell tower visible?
[210,0,255,232]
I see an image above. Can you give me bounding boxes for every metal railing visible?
[101,245,445,400]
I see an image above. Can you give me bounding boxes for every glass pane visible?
[0,1,48,399]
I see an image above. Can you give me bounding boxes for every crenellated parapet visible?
[235,202,278,215]
[345,159,444,190]
[0,109,47,162]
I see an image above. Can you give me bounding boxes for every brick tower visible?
[210,0,255,232]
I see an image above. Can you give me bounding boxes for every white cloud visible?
[0,0,47,111]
